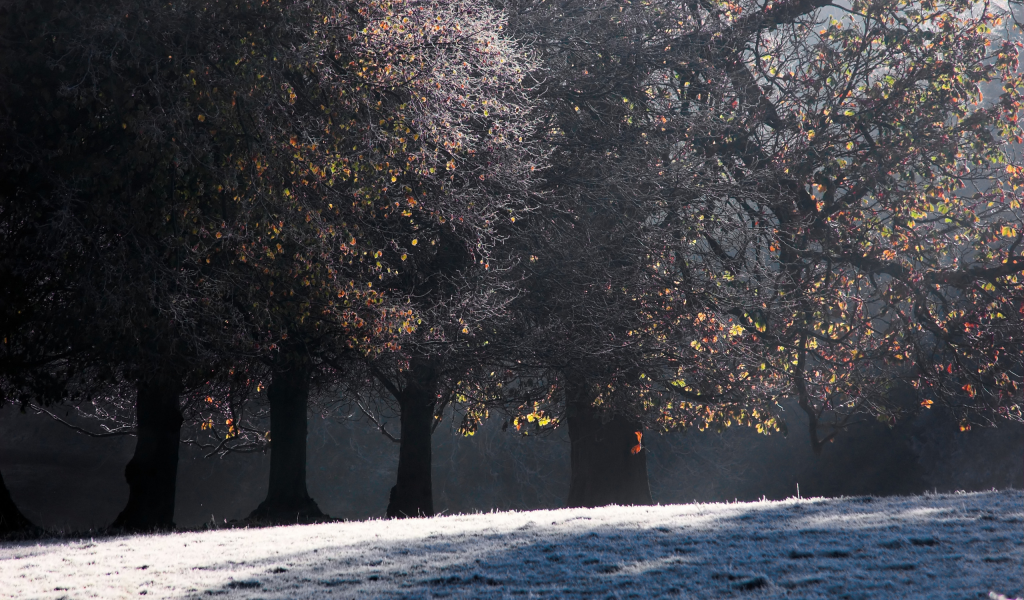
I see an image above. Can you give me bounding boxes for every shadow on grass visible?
[185,491,1022,599]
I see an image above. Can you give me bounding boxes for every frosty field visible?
[1,490,1020,599]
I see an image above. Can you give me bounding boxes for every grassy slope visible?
[0,490,1020,599]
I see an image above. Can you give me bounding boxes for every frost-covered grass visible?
[1,490,1020,599]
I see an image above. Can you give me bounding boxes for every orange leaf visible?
[630,431,643,454]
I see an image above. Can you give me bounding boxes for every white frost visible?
[1,490,1020,599]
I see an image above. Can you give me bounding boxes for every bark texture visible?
[111,374,185,531]
[0,466,37,537]
[386,359,438,518]
[248,358,324,523]
[566,399,653,508]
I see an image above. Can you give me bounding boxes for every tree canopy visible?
[0,0,1021,530]
[500,0,1023,448]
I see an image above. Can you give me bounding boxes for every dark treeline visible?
[1,0,1022,536]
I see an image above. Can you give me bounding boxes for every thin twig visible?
[30,405,136,438]
[354,400,401,443]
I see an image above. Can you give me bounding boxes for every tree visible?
[230,0,540,522]
[0,0,156,532]
[327,0,542,519]
[506,0,1023,506]
[0,0,232,530]
[503,0,754,507]
[0,0,347,530]
[643,0,1024,451]
[0,470,35,537]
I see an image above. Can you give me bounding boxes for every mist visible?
[1,404,1019,532]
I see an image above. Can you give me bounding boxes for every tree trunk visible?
[248,357,324,523]
[0,466,37,537]
[386,359,437,518]
[111,374,184,531]
[565,391,653,508]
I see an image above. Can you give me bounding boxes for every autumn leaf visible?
[630,431,643,455]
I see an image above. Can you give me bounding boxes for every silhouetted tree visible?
[506,0,1023,506]
[330,0,543,519]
